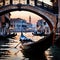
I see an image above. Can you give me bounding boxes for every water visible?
[0,32,60,60]
[0,38,23,60]
[0,32,44,60]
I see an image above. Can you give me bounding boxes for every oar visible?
[14,32,24,48]
[52,25,57,46]
[14,40,23,48]
[14,49,21,55]
[14,42,21,48]
[14,44,23,55]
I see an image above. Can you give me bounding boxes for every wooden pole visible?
[53,15,58,45]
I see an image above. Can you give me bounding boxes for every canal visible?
[0,32,44,60]
[0,32,60,60]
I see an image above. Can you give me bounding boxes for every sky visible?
[10,11,42,24]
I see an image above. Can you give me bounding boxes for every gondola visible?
[32,31,45,36]
[0,33,17,39]
[20,32,33,44]
[21,31,54,60]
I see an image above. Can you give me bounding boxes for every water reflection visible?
[0,32,60,60]
[0,32,44,60]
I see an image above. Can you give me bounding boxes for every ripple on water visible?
[0,32,44,60]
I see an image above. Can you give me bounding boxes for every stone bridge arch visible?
[0,4,57,31]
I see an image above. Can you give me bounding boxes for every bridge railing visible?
[0,0,58,14]
[37,1,58,14]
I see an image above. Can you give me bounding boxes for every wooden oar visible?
[14,42,21,48]
[52,16,58,46]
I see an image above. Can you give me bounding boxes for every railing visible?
[37,1,58,14]
[0,0,58,14]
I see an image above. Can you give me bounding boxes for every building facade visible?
[10,18,28,32]
[37,19,50,34]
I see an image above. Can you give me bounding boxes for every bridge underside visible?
[0,4,57,31]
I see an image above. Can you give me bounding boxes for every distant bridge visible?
[0,4,57,31]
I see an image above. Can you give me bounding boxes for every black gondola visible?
[21,31,54,60]
[32,31,45,36]
[20,32,33,44]
[0,33,17,39]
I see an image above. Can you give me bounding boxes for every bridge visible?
[0,1,59,60]
[0,0,58,31]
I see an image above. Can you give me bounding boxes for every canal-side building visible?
[37,19,50,34]
[10,15,34,32]
[10,18,28,32]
